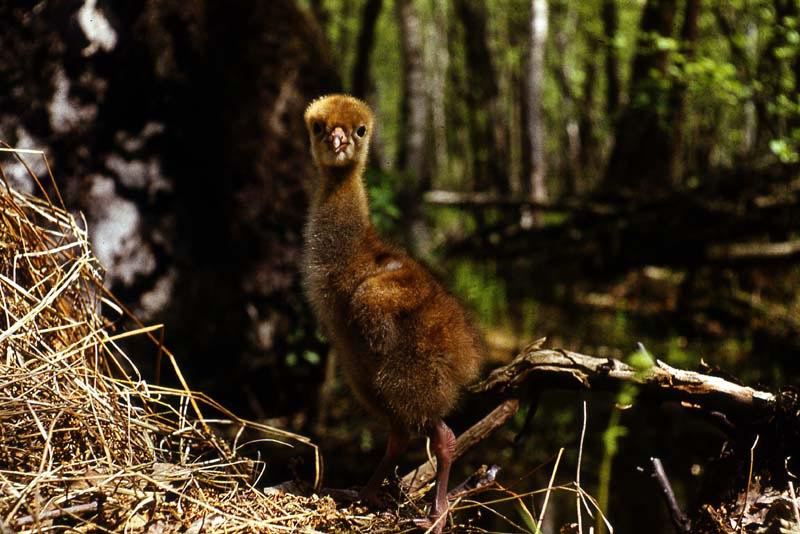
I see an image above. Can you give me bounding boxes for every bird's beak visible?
[328,126,349,153]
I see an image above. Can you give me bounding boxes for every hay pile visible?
[0,148,402,533]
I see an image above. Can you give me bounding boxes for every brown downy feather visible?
[302,94,482,434]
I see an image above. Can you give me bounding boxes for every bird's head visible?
[304,94,373,169]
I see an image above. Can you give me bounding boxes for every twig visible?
[738,434,760,533]
[575,400,587,534]
[448,464,501,498]
[14,501,100,526]
[707,239,800,260]
[402,398,520,492]
[649,457,691,534]
[537,447,564,532]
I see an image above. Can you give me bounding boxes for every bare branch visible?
[423,190,615,215]
[401,399,520,492]
[649,457,692,534]
[471,348,776,417]
[14,501,99,527]
[707,240,800,260]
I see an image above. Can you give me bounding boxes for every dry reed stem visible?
[537,447,564,531]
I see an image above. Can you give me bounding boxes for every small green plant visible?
[365,167,402,234]
[596,343,654,534]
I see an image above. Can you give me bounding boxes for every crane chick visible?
[302,94,482,532]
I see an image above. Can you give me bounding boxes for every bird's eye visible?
[356,125,367,137]
[312,122,323,136]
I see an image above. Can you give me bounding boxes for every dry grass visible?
[0,146,410,533]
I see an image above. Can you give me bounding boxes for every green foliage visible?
[285,349,321,368]
[718,336,754,368]
[308,0,800,194]
[315,0,362,82]
[514,498,540,534]
[303,350,321,365]
[359,427,374,452]
[611,311,629,346]
[665,335,695,368]
[758,5,800,164]
[597,343,650,532]
[451,260,509,325]
[679,58,749,104]
[365,166,403,234]
[370,0,402,163]
[302,2,800,530]
[628,342,655,374]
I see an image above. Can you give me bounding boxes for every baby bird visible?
[302,95,483,531]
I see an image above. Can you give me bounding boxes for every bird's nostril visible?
[330,131,349,152]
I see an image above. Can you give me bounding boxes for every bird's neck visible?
[312,162,370,224]
[308,162,372,249]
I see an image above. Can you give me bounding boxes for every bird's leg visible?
[360,425,410,507]
[428,419,456,531]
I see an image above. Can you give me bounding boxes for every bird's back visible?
[303,223,482,433]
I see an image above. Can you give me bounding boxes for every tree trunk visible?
[602,0,622,118]
[453,0,508,193]
[395,0,430,255]
[527,0,549,212]
[667,0,702,185]
[351,0,383,98]
[578,56,600,187]
[425,0,449,185]
[0,0,340,421]
[552,1,581,196]
[604,0,677,191]
[309,0,329,30]
[396,0,428,181]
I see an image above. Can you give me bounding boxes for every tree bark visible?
[471,348,776,416]
[602,0,622,118]
[527,0,549,208]
[351,0,383,98]
[453,0,508,193]
[578,56,600,187]
[395,0,428,181]
[395,0,431,256]
[667,0,702,185]
[308,0,329,30]
[604,0,677,191]
[0,0,340,420]
[552,1,581,195]
[425,0,449,184]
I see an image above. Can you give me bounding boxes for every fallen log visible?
[470,347,776,418]
[401,342,782,496]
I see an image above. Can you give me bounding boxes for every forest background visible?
[1,0,798,532]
